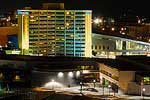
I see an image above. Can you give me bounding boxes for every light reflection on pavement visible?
[52,86,150,100]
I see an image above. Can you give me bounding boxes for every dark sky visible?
[0,0,149,17]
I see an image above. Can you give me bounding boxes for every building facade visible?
[17,9,92,57]
[92,33,150,58]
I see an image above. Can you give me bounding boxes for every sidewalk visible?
[54,86,150,100]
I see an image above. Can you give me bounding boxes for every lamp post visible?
[142,88,146,100]
[80,82,83,94]
[51,79,55,90]
[93,79,96,88]
[141,81,143,98]
[108,85,111,96]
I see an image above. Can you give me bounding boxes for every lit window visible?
[66,23,70,26]
[15,75,20,80]
[66,12,70,15]
[30,15,34,18]
[47,16,51,18]
[0,73,3,79]
[70,34,74,37]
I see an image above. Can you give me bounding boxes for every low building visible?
[92,33,150,58]
[97,56,150,95]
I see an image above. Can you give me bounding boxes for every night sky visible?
[0,0,149,17]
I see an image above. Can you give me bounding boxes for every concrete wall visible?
[128,82,150,95]
[119,71,135,93]
[143,85,150,95]
[128,82,140,95]
[0,60,26,68]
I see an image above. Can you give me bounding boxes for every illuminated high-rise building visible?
[17,3,92,57]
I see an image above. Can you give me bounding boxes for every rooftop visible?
[0,55,150,71]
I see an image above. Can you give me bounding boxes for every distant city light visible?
[94,18,99,24]
[99,19,102,23]
[138,19,141,24]
[94,18,103,24]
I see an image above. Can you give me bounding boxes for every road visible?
[50,86,150,100]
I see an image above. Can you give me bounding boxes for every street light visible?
[68,72,73,78]
[141,81,143,97]
[80,82,83,94]
[76,71,80,77]
[58,72,64,78]
[93,79,96,88]
[108,85,111,95]
[142,88,146,99]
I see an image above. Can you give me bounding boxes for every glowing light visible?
[70,34,74,37]
[111,19,115,23]
[66,12,70,15]
[0,73,3,78]
[15,75,20,80]
[58,72,64,78]
[30,19,36,22]
[30,15,34,18]
[121,32,125,35]
[76,71,80,77]
[93,79,96,83]
[44,80,64,89]
[47,16,51,18]
[94,18,99,24]
[102,28,105,31]
[51,79,55,82]
[66,23,70,26]
[111,27,115,31]
[68,72,73,77]
[143,88,146,92]
[82,70,89,74]
[138,19,141,24]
